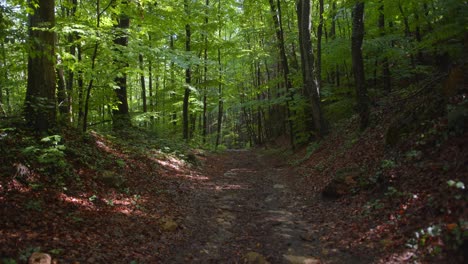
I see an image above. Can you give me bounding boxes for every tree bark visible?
[183,0,191,140]
[56,56,68,123]
[203,0,209,144]
[215,0,223,148]
[139,53,147,112]
[1,42,7,116]
[297,0,326,137]
[112,9,131,129]
[351,1,369,130]
[24,0,56,133]
[379,1,391,93]
[268,0,295,148]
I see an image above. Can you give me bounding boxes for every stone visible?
[28,252,52,264]
[161,219,178,232]
[244,252,269,264]
[283,255,321,264]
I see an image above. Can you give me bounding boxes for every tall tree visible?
[351,1,369,130]
[24,0,56,133]
[297,0,327,137]
[269,0,295,148]
[215,0,223,148]
[379,0,391,93]
[139,53,147,113]
[183,0,192,140]
[113,3,131,129]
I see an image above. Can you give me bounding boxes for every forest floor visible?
[162,149,372,264]
[1,98,467,263]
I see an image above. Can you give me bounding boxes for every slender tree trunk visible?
[139,53,147,113]
[65,0,78,122]
[169,35,177,126]
[25,0,56,133]
[112,10,131,129]
[83,41,99,132]
[56,56,68,123]
[215,0,224,148]
[183,0,191,140]
[203,0,209,144]
[82,0,105,132]
[1,42,7,116]
[77,45,84,127]
[297,0,326,137]
[351,1,369,130]
[379,1,391,93]
[269,0,295,148]
[149,60,153,112]
[317,0,324,91]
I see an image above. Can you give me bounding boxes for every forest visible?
[0,0,467,263]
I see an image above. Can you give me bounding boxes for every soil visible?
[162,149,372,263]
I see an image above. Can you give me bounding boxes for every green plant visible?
[406,225,443,256]
[18,247,41,262]
[292,142,321,165]
[116,159,126,168]
[363,199,384,216]
[1,258,17,264]
[445,221,468,250]
[25,200,43,212]
[21,135,69,180]
[381,159,396,169]
[385,186,405,198]
[48,248,63,255]
[405,150,422,160]
[88,194,98,202]
[447,180,466,200]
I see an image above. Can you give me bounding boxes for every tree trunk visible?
[317,0,324,91]
[351,1,369,130]
[1,42,7,116]
[183,0,191,140]
[215,0,223,148]
[203,0,209,144]
[268,0,295,148]
[112,11,131,129]
[139,53,147,113]
[149,60,153,112]
[65,0,78,123]
[379,1,391,93]
[56,56,68,124]
[24,0,56,133]
[297,0,326,137]
[169,35,177,127]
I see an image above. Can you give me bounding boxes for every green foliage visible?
[363,199,384,216]
[21,135,69,180]
[380,159,396,169]
[292,141,321,166]
[1,258,17,264]
[18,247,41,262]
[24,199,43,212]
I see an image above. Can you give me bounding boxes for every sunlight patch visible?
[58,193,96,209]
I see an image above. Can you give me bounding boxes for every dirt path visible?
[163,150,370,263]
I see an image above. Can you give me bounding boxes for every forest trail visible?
[164,150,368,264]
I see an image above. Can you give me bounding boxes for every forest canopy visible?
[0,0,466,147]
